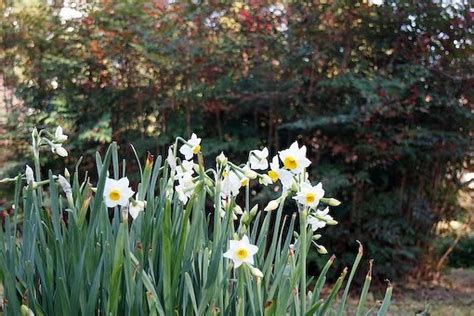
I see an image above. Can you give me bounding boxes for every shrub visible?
[0,126,391,315]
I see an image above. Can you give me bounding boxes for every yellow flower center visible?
[240,177,249,187]
[283,156,298,170]
[109,189,121,202]
[236,247,248,260]
[192,144,201,154]
[268,170,279,182]
[305,192,316,204]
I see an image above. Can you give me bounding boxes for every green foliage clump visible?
[437,235,474,268]
[0,0,472,282]
[0,128,392,315]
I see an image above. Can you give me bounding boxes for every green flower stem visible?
[33,140,43,205]
[245,184,250,213]
[237,267,246,316]
[299,210,308,315]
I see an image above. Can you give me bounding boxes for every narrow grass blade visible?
[355,260,373,316]
[377,281,392,316]
[337,241,363,316]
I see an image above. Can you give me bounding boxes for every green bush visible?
[0,127,392,315]
[449,236,474,268]
[436,235,474,268]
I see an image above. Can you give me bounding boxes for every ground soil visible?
[346,268,474,315]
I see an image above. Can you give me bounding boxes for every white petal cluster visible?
[175,177,196,204]
[221,170,241,199]
[129,200,147,219]
[50,126,69,157]
[179,133,201,160]
[167,147,177,170]
[278,141,311,174]
[103,177,135,208]
[223,235,258,268]
[249,147,269,170]
[268,156,293,188]
[308,207,337,231]
[293,182,325,208]
[51,143,68,157]
[54,126,68,142]
[176,160,195,180]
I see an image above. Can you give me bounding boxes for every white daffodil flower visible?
[268,156,293,188]
[175,177,196,204]
[167,147,177,171]
[308,215,327,231]
[223,235,259,268]
[179,133,201,160]
[221,170,241,199]
[315,207,337,225]
[293,182,325,208]
[51,143,68,157]
[249,147,269,170]
[279,141,311,174]
[258,174,273,186]
[176,160,195,180]
[25,165,35,185]
[129,200,146,219]
[103,177,135,208]
[54,126,68,142]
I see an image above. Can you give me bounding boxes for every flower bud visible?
[216,152,228,166]
[20,305,34,316]
[233,204,243,215]
[264,200,279,212]
[58,175,72,195]
[64,168,71,179]
[52,143,68,157]
[327,219,338,225]
[25,165,35,185]
[241,211,251,225]
[250,204,259,217]
[313,234,322,240]
[244,169,258,179]
[121,206,130,222]
[321,197,341,206]
[31,128,38,139]
[250,266,264,278]
[317,245,328,254]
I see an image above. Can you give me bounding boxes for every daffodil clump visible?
[0,127,392,315]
